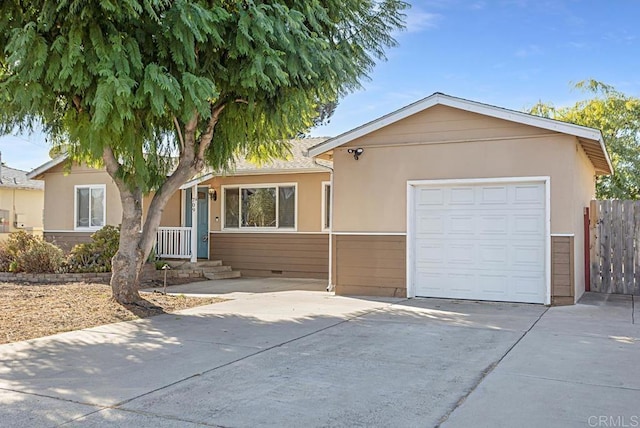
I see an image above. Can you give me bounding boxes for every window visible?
[223,184,296,229]
[0,209,9,233]
[322,182,331,231]
[75,185,105,230]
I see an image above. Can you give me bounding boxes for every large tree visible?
[0,0,407,304]
[529,80,640,199]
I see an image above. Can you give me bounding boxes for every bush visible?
[0,245,13,272]
[65,225,120,273]
[0,231,63,273]
[15,240,64,273]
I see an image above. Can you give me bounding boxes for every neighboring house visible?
[309,93,612,305]
[0,162,44,239]
[27,138,331,279]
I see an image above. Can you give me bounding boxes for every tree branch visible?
[173,115,185,152]
[196,103,226,163]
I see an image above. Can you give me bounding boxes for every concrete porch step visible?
[164,260,223,270]
[204,270,242,280]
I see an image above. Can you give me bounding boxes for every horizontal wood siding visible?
[334,235,406,297]
[44,232,93,252]
[551,235,574,306]
[211,233,328,279]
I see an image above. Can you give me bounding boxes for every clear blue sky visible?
[1,0,639,171]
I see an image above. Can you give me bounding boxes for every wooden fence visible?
[589,200,640,295]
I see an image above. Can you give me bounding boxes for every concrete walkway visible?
[0,279,638,427]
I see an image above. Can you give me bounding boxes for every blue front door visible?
[185,188,209,259]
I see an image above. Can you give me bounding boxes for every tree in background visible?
[529,80,640,199]
[0,0,407,304]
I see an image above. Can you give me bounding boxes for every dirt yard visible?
[0,282,224,344]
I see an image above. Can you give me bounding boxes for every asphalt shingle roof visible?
[229,137,329,173]
[0,165,44,190]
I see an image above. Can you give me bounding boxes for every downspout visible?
[313,157,334,292]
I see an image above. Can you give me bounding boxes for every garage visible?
[408,178,549,304]
[309,92,613,303]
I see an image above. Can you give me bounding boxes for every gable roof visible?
[308,92,613,174]
[1,165,44,190]
[180,138,330,189]
[26,154,68,180]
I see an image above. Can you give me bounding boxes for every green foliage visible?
[0,0,408,192]
[0,231,64,273]
[528,80,640,199]
[65,225,120,273]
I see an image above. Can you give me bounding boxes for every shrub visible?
[3,231,38,258]
[15,240,64,273]
[65,225,120,273]
[0,245,13,272]
[0,231,63,273]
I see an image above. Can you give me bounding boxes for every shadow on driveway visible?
[0,290,549,427]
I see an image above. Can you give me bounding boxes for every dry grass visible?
[0,282,225,344]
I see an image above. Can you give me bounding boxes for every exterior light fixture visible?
[347,147,364,160]
[208,188,217,201]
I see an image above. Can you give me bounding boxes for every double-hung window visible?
[223,184,296,230]
[75,185,106,230]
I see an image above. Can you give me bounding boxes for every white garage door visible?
[411,180,547,304]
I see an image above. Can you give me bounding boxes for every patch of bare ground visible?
[0,281,225,344]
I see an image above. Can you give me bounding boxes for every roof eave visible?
[26,154,69,179]
[308,92,613,174]
[178,167,328,190]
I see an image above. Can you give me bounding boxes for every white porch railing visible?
[155,227,192,259]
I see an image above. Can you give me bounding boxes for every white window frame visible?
[74,184,107,231]
[221,183,298,232]
[321,181,331,232]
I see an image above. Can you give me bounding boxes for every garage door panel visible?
[450,187,475,205]
[512,245,544,269]
[477,274,508,296]
[412,180,546,304]
[415,241,445,263]
[446,243,475,263]
[514,184,544,205]
[513,215,544,235]
[417,188,444,205]
[478,244,508,264]
[478,215,509,235]
[449,216,474,234]
[480,186,508,204]
[417,215,445,235]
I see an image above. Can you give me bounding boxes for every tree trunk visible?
[103,108,224,304]
[110,186,145,304]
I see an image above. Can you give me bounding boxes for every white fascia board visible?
[179,172,214,190]
[26,154,69,179]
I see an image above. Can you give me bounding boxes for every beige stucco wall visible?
[203,172,330,233]
[41,161,329,235]
[41,163,122,231]
[0,187,44,233]
[334,136,580,233]
[334,105,594,235]
[143,191,182,228]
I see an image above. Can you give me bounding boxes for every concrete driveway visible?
[0,279,638,427]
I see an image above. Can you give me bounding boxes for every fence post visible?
[584,206,590,292]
